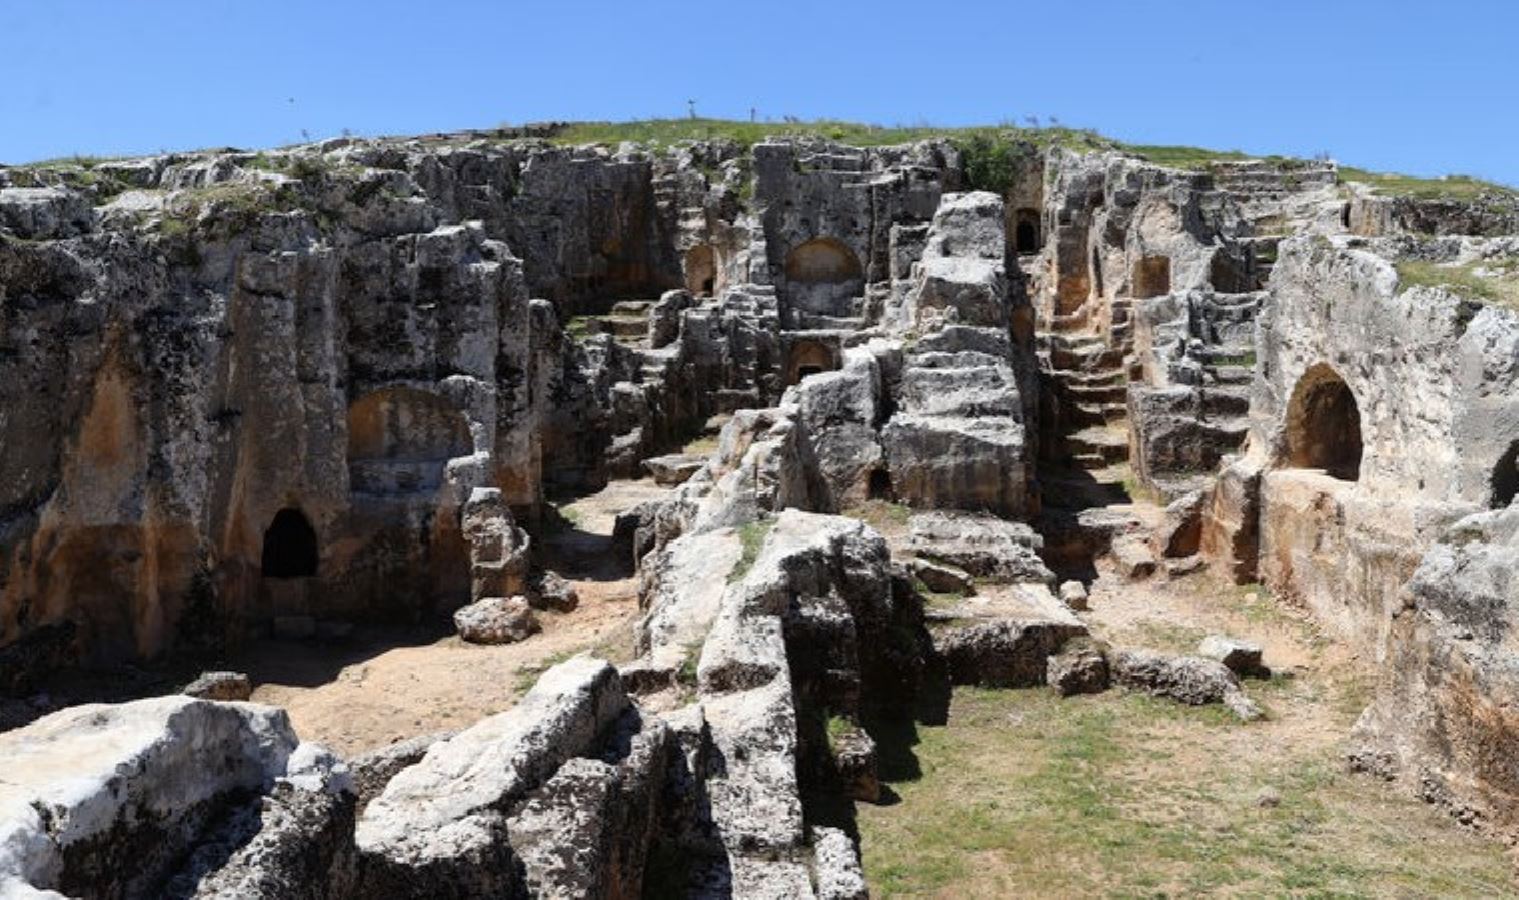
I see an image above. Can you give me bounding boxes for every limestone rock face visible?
[354,656,628,895]
[881,193,1035,516]
[906,511,1053,583]
[633,509,907,895]
[0,187,93,239]
[0,696,298,899]
[904,191,1009,330]
[504,712,671,900]
[179,743,357,900]
[1352,507,1519,834]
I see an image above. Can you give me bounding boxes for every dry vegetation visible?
[857,574,1516,897]
[1397,257,1519,311]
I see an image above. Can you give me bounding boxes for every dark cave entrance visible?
[1286,365,1364,482]
[1014,208,1041,254]
[685,244,719,297]
[1493,442,1519,509]
[868,469,893,501]
[261,508,319,579]
[786,339,839,386]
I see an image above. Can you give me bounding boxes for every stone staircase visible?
[1126,290,1263,498]
[573,299,656,347]
[1038,295,1136,499]
[1208,160,1338,198]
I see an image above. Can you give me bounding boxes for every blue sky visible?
[4,0,1517,184]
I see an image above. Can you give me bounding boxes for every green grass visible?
[679,433,720,457]
[1339,166,1517,202]
[843,499,913,534]
[1117,144,1262,169]
[727,517,775,583]
[563,315,599,340]
[546,119,1114,196]
[10,154,124,171]
[1396,258,1519,311]
[912,578,966,611]
[547,118,1110,153]
[825,714,857,753]
[511,649,577,693]
[675,641,701,687]
[1127,618,1209,655]
[858,687,1516,898]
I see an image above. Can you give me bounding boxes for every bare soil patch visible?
[243,479,665,756]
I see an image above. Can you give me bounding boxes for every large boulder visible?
[1111,649,1262,721]
[0,697,298,899]
[453,596,539,644]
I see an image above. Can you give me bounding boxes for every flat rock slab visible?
[0,696,298,898]
[1197,635,1268,677]
[908,510,1053,583]
[641,453,707,486]
[355,656,628,894]
[183,670,253,702]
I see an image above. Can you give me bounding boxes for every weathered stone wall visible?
[0,213,539,663]
[752,139,957,325]
[1250,237,1519,506]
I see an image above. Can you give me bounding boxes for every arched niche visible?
[1285,364,1363,481]
[262,508,318,578]
[1492,441,1519,509]
[684,244,720,296]
[785,238,863,286]
[786,340,839,386]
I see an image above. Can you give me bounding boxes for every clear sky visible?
[4,0,1517,184]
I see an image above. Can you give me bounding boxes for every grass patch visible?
[1127,618,1209,655]
[1396,258,1519,311]
[679,433,720,457]
[842,499,913,534]
[563,315,599,340]
[511,649,577,693]
[825,714,856,753]
[1339,167,1517,202]
[1118,144,1261,169]
[675,641,701,687]
[858,687,1515,897]
[912,577,966,611]
[1118,473,1163,506]
[727,517,775,583]
[547,118,1112,156]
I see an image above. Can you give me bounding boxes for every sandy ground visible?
[243,478,668,756]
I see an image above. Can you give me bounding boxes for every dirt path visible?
[244,479,668,757]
